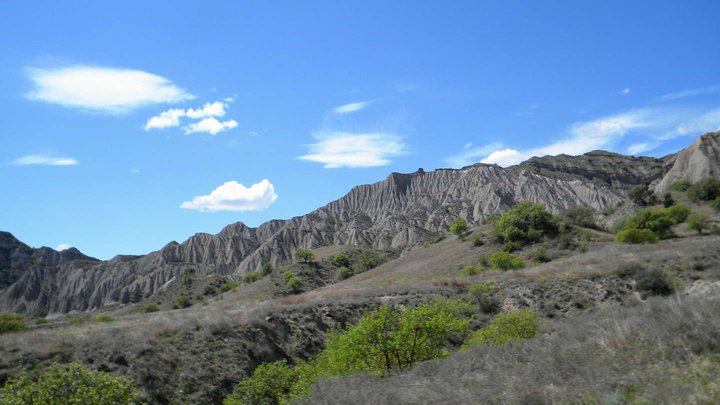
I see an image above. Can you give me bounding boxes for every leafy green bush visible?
[34,318,48,325]
[336,266,353,280]
[243,271,261,283]
[666,204,691,223]
[262,262,274,275]
[687,178,720,202]
[332,253,350,268]
[468,283,500,314]
[355,250,384,272]
[293,248,315,263]
[174,293,192,309]
[0,313,26,334]
[502,241,520,252]
[493,202,559,244]
[562,206,597,229]
[460,264,484,276]
[623,207,677,239]
[141,303,160,313]
[529,247,551,263]
[1,361,141,404]
[670,179,692,192]
[92,315,114,323]
[687,212,710,234]
[286,277,303,294]
[711,197,720,211]
[219,281,240,293]
[224,359,312,405]
[449,218,468,237]
[463,309,539,348]
[615,228,659,244]
[490,251,525,270]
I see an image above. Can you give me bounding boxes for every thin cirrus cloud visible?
[447,105,720,167]
[181,179,278,212]
[333,101,371,114]
[298,131,408,169]
[26,65,193,113]
[11,154,79,166]
[145,100,238,135]
[657,85,720,102]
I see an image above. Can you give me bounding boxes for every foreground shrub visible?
[331,253,350,268]
[493,202,559,244]
[174,293,192,309]
[1,361,141,404]
[286,277,303,294]
[219,281,240,293]
[687,212,710,234]
[687,178,720,202]
[449,218,468,237]
[460,264,484,276]
[0,313,26,334]
[243,271,261,283]
[619,207,677,241]
[490,251,525,270]
[463,309,539,348]
[666,203,691,223]
[262,262,274,275]
[141,303,159,313]
[468,283,500,314]
[293,248,315,263]
[223,359,311,405]
[670,179,692,192]
[336,266,353,280]
[615,228,658,244]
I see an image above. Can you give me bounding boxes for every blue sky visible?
[1,1,720,259]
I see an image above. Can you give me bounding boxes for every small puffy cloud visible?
[446,142,504,167]
[481,149,525,166]
[26,66,193,113]
[299,131,407,169]
[184,118,238,135]
[626,142,657,155]
[145,100,236,134]
[621,88,631,95]
[56,244,72,251]
[11,154,79,166]
[333,101,371,114]
[180,179,278,212]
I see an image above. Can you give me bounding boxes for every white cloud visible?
[626,142,658,155]
[662,107,720,139]
[333,101,371,114]
[299,132,407,168]
[657,85,720,101]
[481,149,525,166]
[180,179,278,212]
[56,244,72,251]
[621,88,631,95]
[145,100,235,133]
[11,154,79,166]
[463,142,473,149]
[183,117,238,135]
[446,142,504,167]
[26,66,193,113]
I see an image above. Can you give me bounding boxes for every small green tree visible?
[493,202,559,244]
[223,359,311,405]
[490,251,525,270]
[286,277,303,294]
[331,253,350,268]
[262,262,274,276]
[449,218,468,237]
[219,281,240,293]
[687,212,710,234]
[243,271,261,283]
[336,266,353,280]
[463,309,539,348]
[174,293,192,309]
[1,361,141,404]
[666,204,691,223]
[687,178,720,202]
[0,313,26,334]
[624,207,677,239]
[355,250,384,272]
[293,248,315,263]
[615,228,658,244]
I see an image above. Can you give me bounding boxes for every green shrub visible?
[468,283,500,314]
[635,268,674,296]
[219,281,240,293]
[34,318,48,325]
[69,317,84,326]
[243,271,261,283]
[529,247,551,263]
[0,313,26,334]
[286,277,303,294]
[687,178,720,202]
[463,309,539,348]
[355,250,384,272]
[493,202,559,244]
[562,206,597,229]
[203,284,218,296]
[615,228,659,244]
[332,253,350,268]
[92,315,114,323]
[1,361,141,404]
[624,207,677,239]
[262,262,274,275]
[449,218,468,237]
[174,293,192,309]
[687,212,710,234]
[490,251,525,270]
[141,303,160,313]
[336,266,353,280]
[224,359,312,405]
[460,264,484,276]
[662,192,675,208]
[670,179,692,192]
[711,198,720,211]
[502,241,520,252]
[294,248,315,263]
[666,204,691,223]
[628,184,655,205]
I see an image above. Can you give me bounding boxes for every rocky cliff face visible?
[2,133,719,315]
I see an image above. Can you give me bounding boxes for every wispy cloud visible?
[145,100,237,135]
[445,142,504,167]
[26,65,193,113]
[180,179,278,212]
[620,88,631,95]
[299,131,407,169]
[626,142,658,155]
[657,85,720,101]
[11,154,79,166]
[333,101,371,114]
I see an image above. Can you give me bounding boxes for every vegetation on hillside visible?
[493,202,559,244]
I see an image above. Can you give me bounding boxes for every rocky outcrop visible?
[654,131,720,192]
[2,133,718,315]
